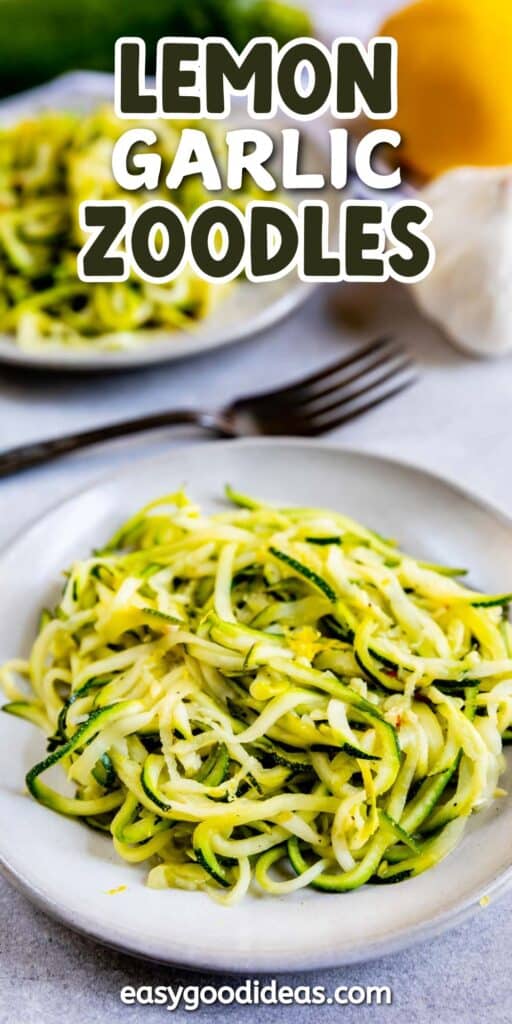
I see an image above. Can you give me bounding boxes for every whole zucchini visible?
[0,0,312,97]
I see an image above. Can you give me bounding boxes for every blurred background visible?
[0,0,317,97]
[0,0,398,98]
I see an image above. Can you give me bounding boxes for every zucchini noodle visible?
[0,107,261,350]
[2,486,512,904]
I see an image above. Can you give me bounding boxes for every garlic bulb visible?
[412,166,512,357]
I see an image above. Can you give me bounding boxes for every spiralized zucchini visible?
[2,487,512,904]
[0,107,260,350]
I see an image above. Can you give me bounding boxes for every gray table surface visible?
[2,3,512,1020]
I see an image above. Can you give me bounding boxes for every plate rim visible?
[2,436,512,972]
[0,278,315,373]
[2,436,512,560]
[1,846,510,974]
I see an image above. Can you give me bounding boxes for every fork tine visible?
[281,346,410,409]
[248,336,394,405]
[305,375,417,435]
[277,336,394,397]
[301,356,414,418]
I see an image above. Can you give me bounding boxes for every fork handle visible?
[0,408,225,478]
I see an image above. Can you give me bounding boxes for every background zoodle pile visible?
[0,108,268,349]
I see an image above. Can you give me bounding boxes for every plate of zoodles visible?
[2,439,512,970]
[0,73,333,371]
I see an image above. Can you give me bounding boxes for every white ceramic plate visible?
[0,73,339,373]
[2,439,512,971]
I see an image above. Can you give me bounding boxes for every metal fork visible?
[0,337,415,478]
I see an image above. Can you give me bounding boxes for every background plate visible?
[1,439,512,971]
[0,73,339,372]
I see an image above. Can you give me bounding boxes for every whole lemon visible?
[380,0,512,177]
